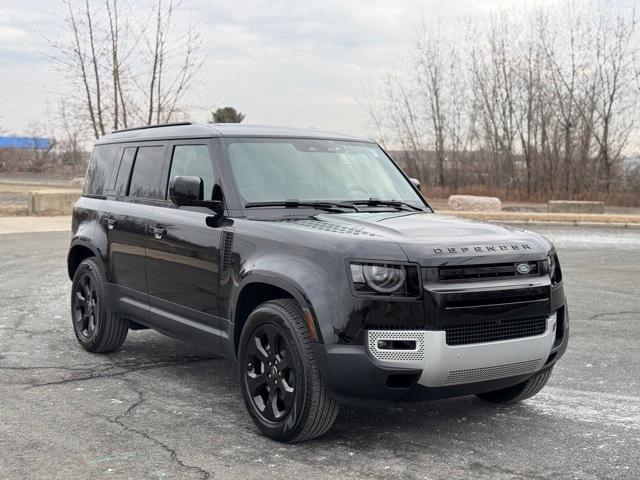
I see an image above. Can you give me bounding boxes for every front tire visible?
[238,299,339,442]
[476,368,553,404]
[70,258,128,353]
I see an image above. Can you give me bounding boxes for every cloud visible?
[0,0,528,137]
[0,24,27,40]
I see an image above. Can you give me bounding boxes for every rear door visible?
[145,139,225,350]
[101,143,168,324]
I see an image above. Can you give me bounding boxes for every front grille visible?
[444,289,548,309]
[445,316,547,345]
[439,262,539,281]
[444,359,541,384]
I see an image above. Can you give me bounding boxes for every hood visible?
[308,211,552,266]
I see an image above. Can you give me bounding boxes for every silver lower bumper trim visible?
[367,313,556,387]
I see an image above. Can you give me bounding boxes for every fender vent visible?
[219,230,234,285]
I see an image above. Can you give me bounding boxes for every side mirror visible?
[169,176,224,215]
[169,176,203,206]
[410,178,421,190]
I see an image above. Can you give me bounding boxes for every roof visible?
[95,123,373,145]
[0,136,52,150]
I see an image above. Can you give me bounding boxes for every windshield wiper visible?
[351,198,425,212]
[244,200,360,212]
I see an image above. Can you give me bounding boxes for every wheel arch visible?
[231,274,320,357]
[67,240,102,280]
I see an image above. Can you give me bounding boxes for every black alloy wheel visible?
[243,323,297,422]
[238,299,339,442]
[73,272,99,341]
[70,258,129,353]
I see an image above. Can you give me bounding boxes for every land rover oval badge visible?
[516,263,531,275]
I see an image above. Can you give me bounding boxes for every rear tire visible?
[476,368,553,404]
[70,258,128,353]
[238,299,339,442]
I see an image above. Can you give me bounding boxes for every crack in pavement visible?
[586,310,640,321]
[104,378,213,480]
[0,292,67,301]
[1,355,222,388]
[0,327,59,338]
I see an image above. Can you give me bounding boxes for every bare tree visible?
[416,25,447,188]
[366,0,640,206]
[49,0,204,139]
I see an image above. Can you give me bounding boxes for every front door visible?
[145,140,224,350]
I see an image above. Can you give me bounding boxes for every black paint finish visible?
[68,124,568,401]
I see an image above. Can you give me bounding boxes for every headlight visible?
[548,255,556,279]
[349,262,419,296]
[547,252,562,285]
[363,264,406,292]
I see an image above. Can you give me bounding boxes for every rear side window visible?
[114,147,136,196]
[168,145,215,200]
[84,144,119,195]
[128,146,165,199]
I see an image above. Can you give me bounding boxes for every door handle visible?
[105,218,117,230]
[149,224,167,239]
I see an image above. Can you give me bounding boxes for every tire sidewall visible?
[238,305,308,441]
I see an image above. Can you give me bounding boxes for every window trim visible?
[113,146,136,197]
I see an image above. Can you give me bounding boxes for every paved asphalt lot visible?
[1,226,639,480]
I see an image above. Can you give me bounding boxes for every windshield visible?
[225,138,423,206]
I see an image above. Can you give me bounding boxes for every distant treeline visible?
[0,142,89,175]
[366,1,640,206]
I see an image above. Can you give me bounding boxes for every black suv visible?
[68,123,568,442]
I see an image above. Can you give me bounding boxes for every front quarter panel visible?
[224,218,410,346]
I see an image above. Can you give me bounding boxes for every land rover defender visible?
[68,123,568,442]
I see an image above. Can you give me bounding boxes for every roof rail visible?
[111,122,193,134]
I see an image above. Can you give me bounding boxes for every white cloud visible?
[0,0,547,137]
[0,24,26,40]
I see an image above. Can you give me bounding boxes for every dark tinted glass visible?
[168,145,214,200]
[114,147,136,196]
[84,144,119,195]
[128,146,165,199]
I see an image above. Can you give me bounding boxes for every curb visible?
[439,211,640,227]
[493,220,640,229]
[0,215,70,235]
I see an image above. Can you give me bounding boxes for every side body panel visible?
[99,199,155,324]
[146,205,224,351]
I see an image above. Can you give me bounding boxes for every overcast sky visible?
[0,0,516,138]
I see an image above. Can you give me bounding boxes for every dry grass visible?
[0,205,28,216]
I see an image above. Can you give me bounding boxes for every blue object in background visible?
[0,136,52,150]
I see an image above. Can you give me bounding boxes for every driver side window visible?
[168,145,215,200]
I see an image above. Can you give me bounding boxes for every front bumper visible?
[315,310,568,402]
[369,313,556,387]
